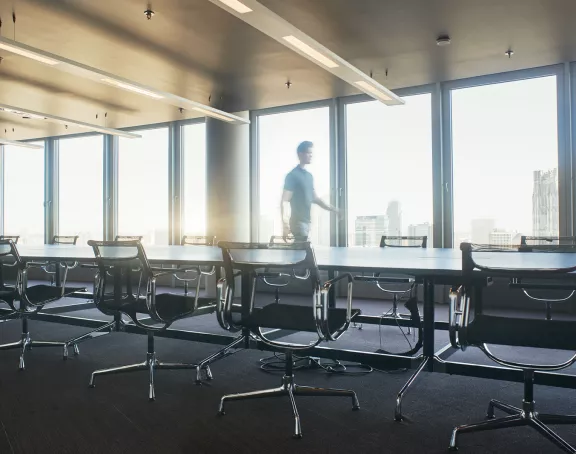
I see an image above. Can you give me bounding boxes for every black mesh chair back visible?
[448,242,576,451]
[217,241,356,345]
[52,235,79,245]
[456,242,576,354]
[182,235,216,246]
[0,235,19,244]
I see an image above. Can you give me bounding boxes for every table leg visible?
[328,270,336,308]
[423,279,435,372]
[55,264,62,287]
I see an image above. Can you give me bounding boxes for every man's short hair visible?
[297,141,313,154]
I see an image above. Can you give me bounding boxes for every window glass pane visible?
[346,94,433,247]
[258,107,331,246]
[118,128,169,245]
[452,76,558,245]
[59,135,103,244]
[183,123,206,237]
[3,143,44,244]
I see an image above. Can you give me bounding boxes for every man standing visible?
[281,141,339,241]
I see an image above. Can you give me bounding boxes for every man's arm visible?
[281,190,293,236]
[313,190,339,214]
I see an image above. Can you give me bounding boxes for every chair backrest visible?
[380,236,427,248]
[459,242,576,350]
[115,235,143,242]
[52,235,79,245]
[0,235,19,244]
[0,239,21,267]
[218,241,320,289]
[181,235,216,246]
[88,240,151,278]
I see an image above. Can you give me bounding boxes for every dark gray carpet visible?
[0,296,574,453]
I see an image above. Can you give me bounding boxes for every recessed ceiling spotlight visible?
[436,35,451,46]
[505,49,514,58]
[144,3,155,20]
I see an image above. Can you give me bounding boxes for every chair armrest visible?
[449,286,468,350]
[216,277,242,333]
[319,273,354,341]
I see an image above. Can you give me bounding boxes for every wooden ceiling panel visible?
[0,0,574,139]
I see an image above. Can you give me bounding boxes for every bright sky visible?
[452,76,558,239]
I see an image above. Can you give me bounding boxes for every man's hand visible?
[282,222,291,240]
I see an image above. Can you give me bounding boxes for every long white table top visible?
[10,245,576,277]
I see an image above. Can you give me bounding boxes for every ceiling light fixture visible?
[0,138,43,149]
[101,78,164,99]
[207,0,403,106]
[217,0,253,14]
[354,81,392,102]
[193,107,235,122]
[0,103,141,138]
[282,35,339,69]
[436,35,451,46]
[0,36,249,124]
[0,40,59,65]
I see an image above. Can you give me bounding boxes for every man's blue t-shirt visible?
[284,166,314,223]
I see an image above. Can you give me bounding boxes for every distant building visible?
[408,222,432,242]
[387,201,402,236]
[471,219,495,244]
[355,215,388,247]
[489,230,522,246]
[532,168,558,237]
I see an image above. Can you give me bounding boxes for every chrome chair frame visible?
[216,241,359,438]
[172,235,217,297]
[33,235,80,286]
[448,242,576,453]
[0,239,86,369]
[519,236,576,320]
[87,239,217,400]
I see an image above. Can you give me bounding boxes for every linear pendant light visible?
[0,36,248,124]
[0,138,43,149]
[208,0,404,106]
[0,103,141,138]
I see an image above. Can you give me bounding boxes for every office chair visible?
[520,236,576,320]
[0,236,19,290]
[354,236,426,336]
[87,239,217,400]
[0,239,86,369]
[260,236,311,304]
[38,235,80,285]
[173,235,216,296]
[216,241,360,438]
[448,242,576,453]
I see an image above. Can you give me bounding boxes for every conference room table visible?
[4,244,576,419]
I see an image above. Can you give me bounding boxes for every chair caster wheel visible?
[352,406,360,411]
[449,446,458,451]
[486,414,495,420]
[89,384,95,388]
[218,411,226,416]
[293,434,303,439]
[149,398,155,402]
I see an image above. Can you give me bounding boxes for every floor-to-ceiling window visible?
[118,127,169,245]
[58,135,103,244]
[182,122,206,237]
[3,142,45,244]
[450,75,559,245]
[257,106,331,246]
[345,93,433,247]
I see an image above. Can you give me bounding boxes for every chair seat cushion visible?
[99,293,216,322]
[467,314,576,351]
[25,285,86,305]
[0,288,16,304]
[246,303,360,333]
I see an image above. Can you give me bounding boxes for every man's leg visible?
[290,221,310,242]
